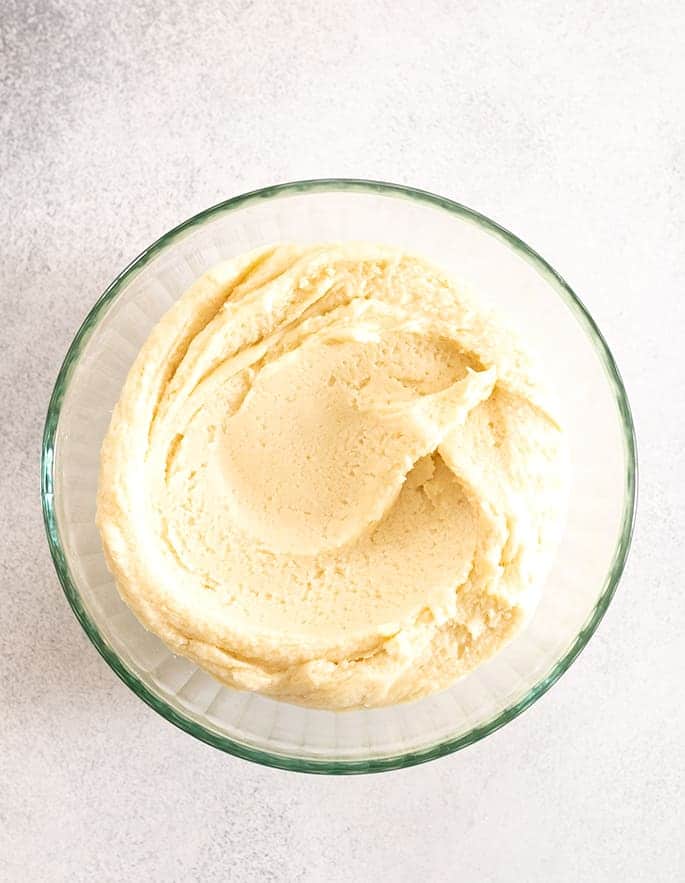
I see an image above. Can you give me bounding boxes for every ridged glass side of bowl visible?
[41,180,636,773]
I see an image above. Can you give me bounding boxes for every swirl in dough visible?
[97,243,567,709]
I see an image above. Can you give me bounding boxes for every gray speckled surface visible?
[1,1,684,880]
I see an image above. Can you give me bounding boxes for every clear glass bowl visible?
[41,180,636,774]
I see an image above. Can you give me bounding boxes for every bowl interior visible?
[43,182,635,772]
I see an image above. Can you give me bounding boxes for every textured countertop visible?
[2,1,683,880]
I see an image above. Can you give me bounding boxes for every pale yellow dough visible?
[97,243,567,709]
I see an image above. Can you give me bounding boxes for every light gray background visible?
[1,1,683,881]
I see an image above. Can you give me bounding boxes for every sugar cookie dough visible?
[97,243,567,709]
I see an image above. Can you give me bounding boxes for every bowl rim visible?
[41,178,637,774]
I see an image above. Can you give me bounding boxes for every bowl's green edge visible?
[41,178,638,775]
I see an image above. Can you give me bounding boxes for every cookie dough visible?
[97,243,567,709]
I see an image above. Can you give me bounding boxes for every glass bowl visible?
[41,180,636,774]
